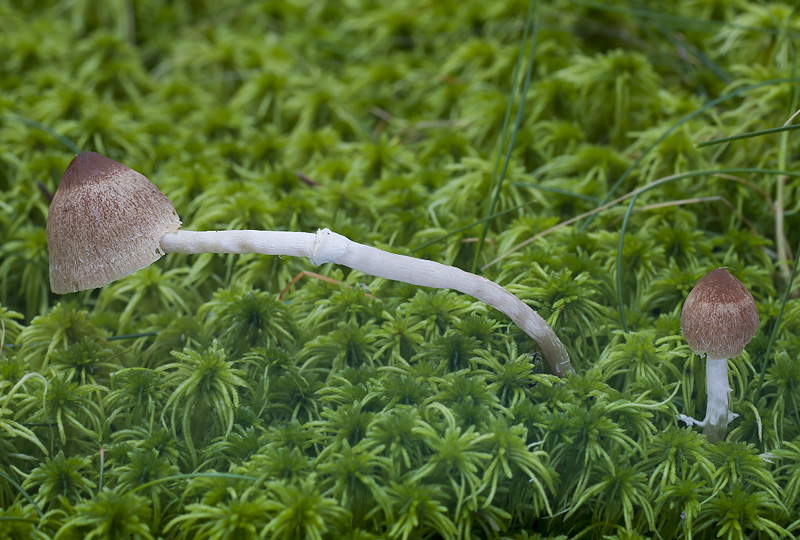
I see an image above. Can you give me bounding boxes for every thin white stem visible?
[702,357,734,443]
[161,228,574,377]
[678,357,735,443]
[160,230,317,258]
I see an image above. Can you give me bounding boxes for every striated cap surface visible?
[680,268,759,360]
[46,152,181,294]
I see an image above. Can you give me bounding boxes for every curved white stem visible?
[678,357,735,443]
[161,228,574,377]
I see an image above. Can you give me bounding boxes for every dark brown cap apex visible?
[680,268,759,360]
[54,151,134,189]
[46,152,182,294]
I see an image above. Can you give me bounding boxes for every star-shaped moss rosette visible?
[46,152,574,377]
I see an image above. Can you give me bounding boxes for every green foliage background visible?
[2,0,800,538]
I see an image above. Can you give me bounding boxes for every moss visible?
[2,0,800,538]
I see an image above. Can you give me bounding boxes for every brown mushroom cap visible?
[680,268,759,360]
[46,152,181,294]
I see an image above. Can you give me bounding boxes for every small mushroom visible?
[46,152,574,377]
[678,267,759,443]
[47,152,181,293]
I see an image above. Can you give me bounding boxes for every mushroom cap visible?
[680,268,759,360]
[46,152,181,294]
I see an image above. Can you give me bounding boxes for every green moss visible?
[2,0,800,537]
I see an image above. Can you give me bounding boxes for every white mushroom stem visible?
[678,357,736,443]
[160,228,574,377]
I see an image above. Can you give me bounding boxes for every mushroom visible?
[46,152,574,377]
[47,152,181,293]
[677,267,759,443]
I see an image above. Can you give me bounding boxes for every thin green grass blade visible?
[616,190,640,333]
[510,182,601,203]
[128,472,260,494]
[582,77,800,232]
[753,239,800,410]
[98,446,105,495]
[471,0,538,273]
[564,0,800,38]
[655,23,729,86]
[752,46,800,410]
[695,124,800,148]
[0,470,44,518]
[413,183,598,254]
[4,114,80,154]
[412,206,524,254]
[487,167,800,271]
[107,331,159,342]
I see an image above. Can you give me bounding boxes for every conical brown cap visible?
[680,268,759,360]
[46,152,181,294]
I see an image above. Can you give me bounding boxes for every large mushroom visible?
[678,267,759,443]
[46,152,574,377]
[47,152,181,293]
